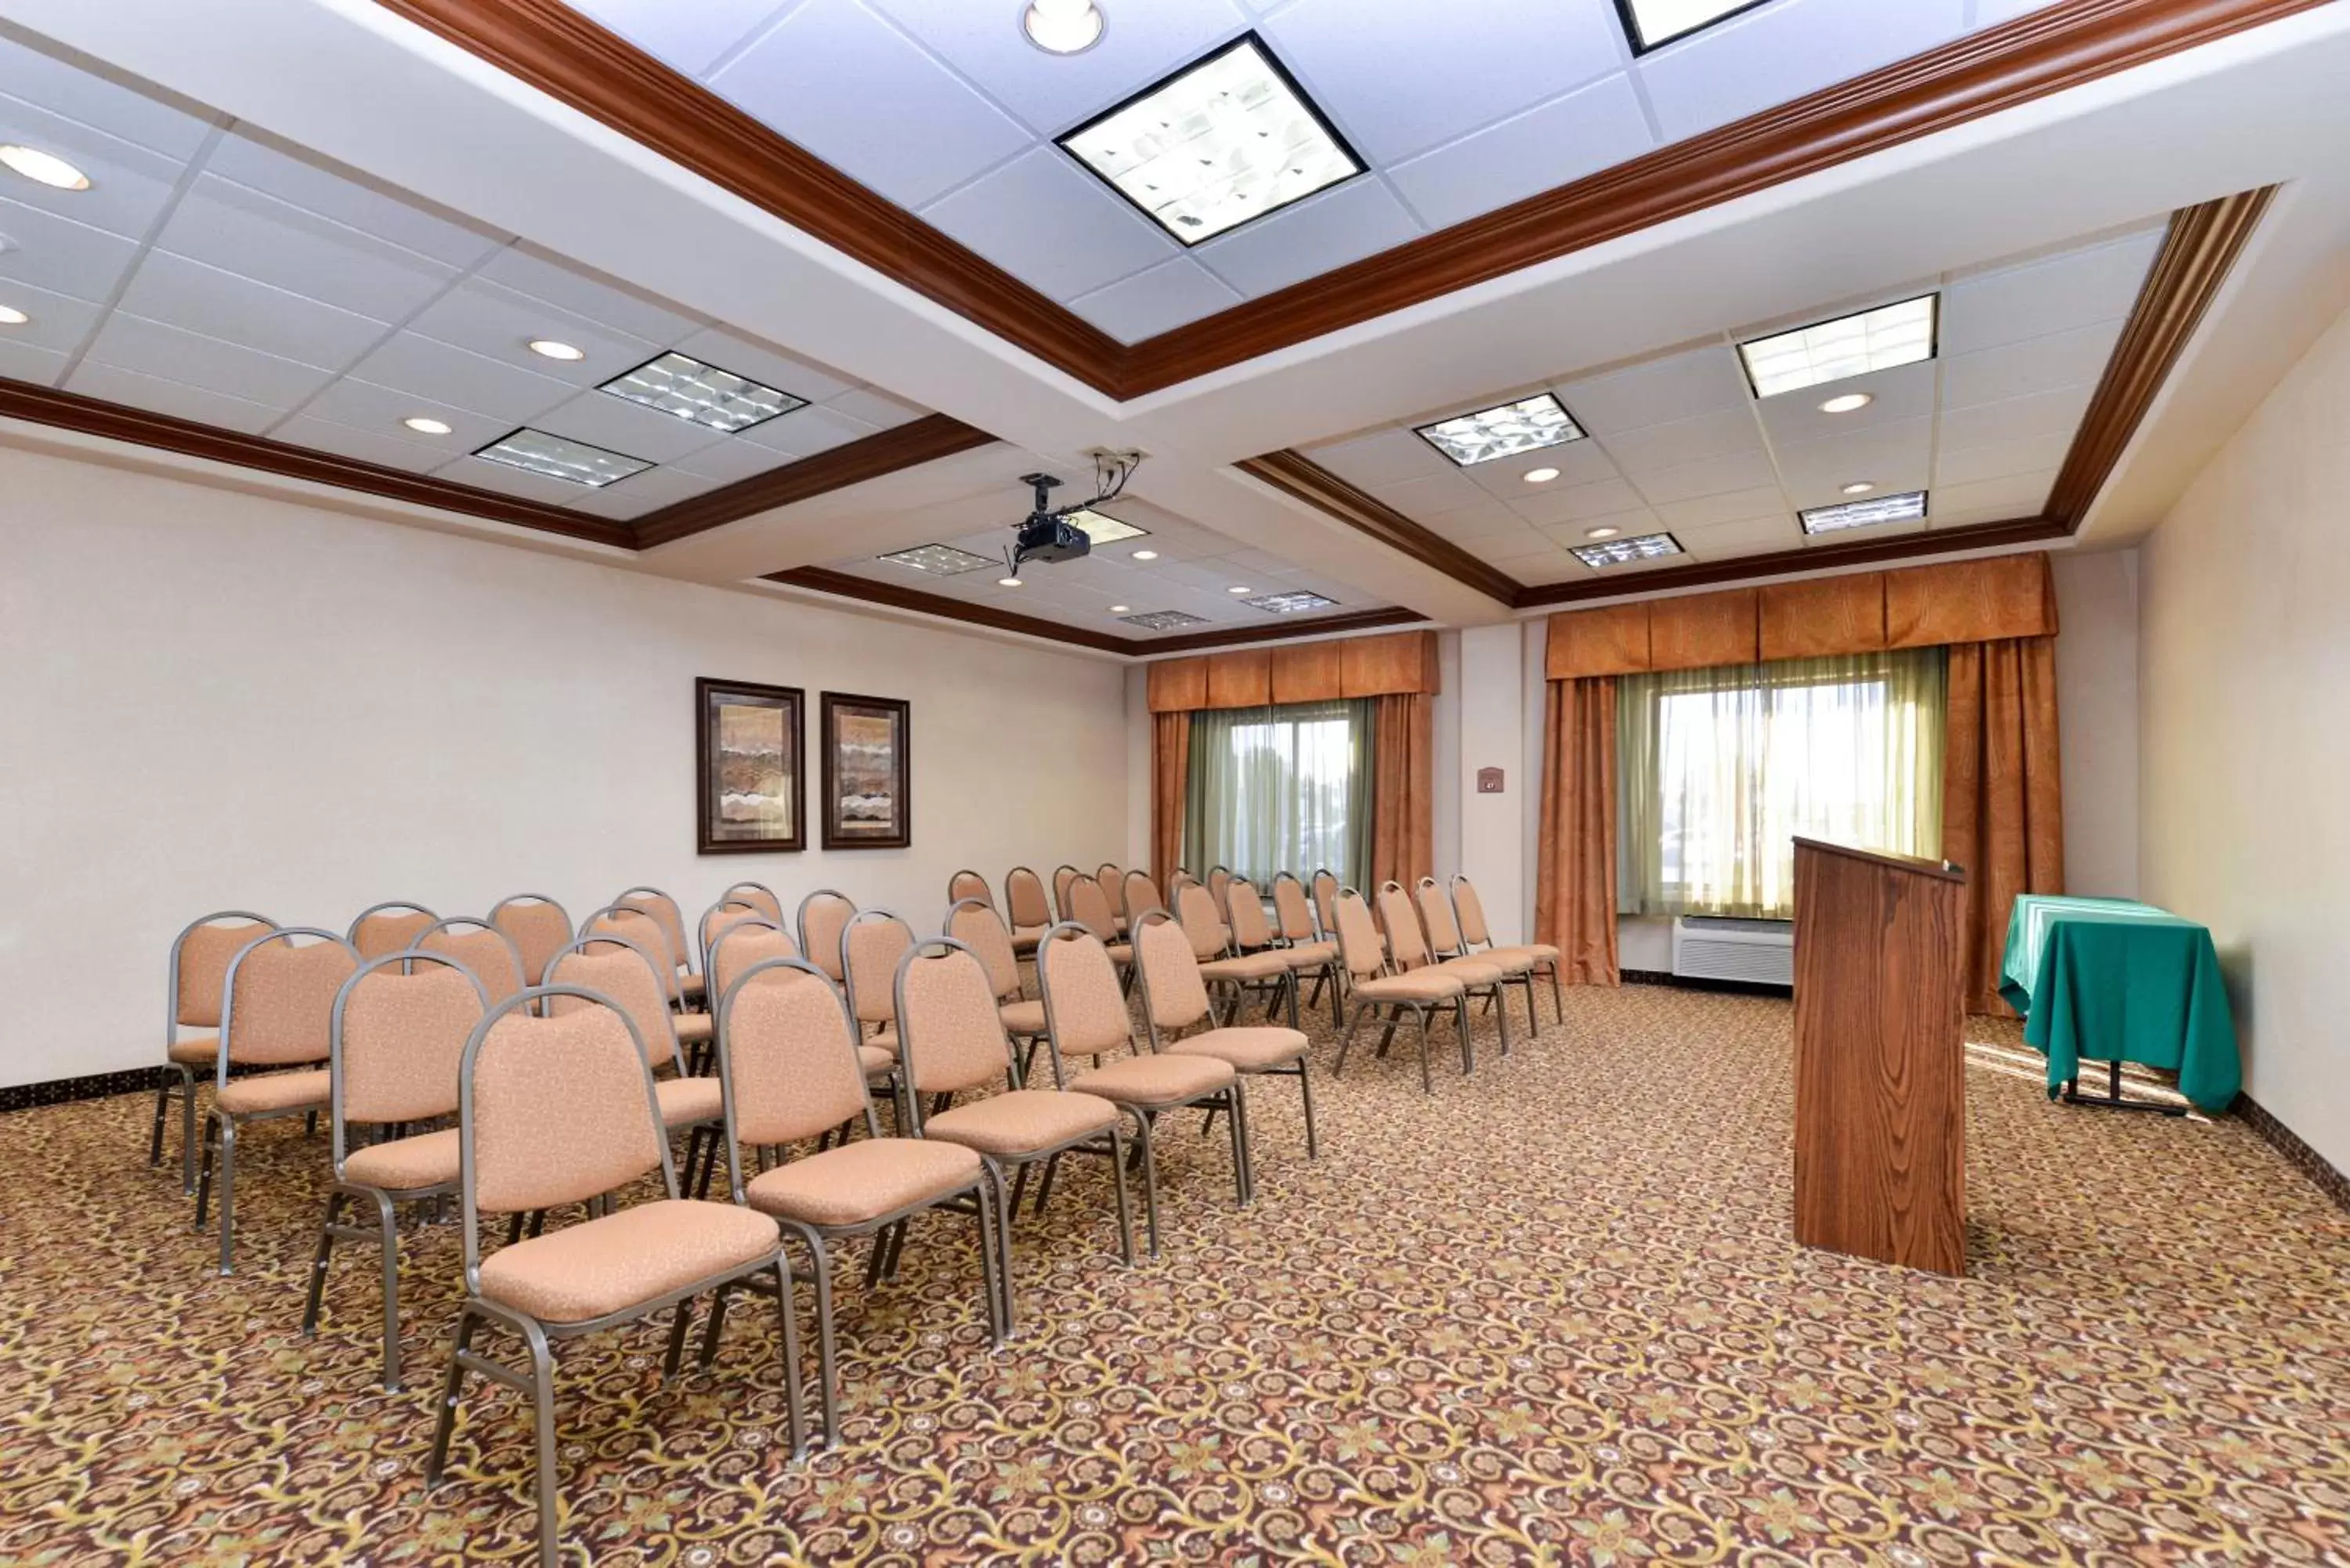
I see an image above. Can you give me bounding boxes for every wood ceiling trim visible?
[1236,450,1525,605]
[1134,607,1429,655]
[374,0,2317,398]
[633,414,996,547]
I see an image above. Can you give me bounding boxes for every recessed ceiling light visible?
[1023,0,1104,55]
[1524,467,1561,484]
[1801,490,1929,535]
[1131,549,1159,561]
[1740,294,1937,399]
[1227,585,1252,594]
[600,351,804,432]
[878,543,997,576]
[1417,392,1585,467]
[526,338,586,363]
[1819,393,1875,415]
[1056,34,1363,246]
[1246,591,1338,614]
[402,416,454,435]
[1573,533,1683,569]
[1064,508,1148,544]
[1120,609,1210,630]
[0,304,27,327]
[1618,0,1767,52]
[472,428,650,487]
[999,576,1024,588]
[1585,526,1622,540]
[1109,605,1131,614]
[1840,481,1875,496]
[0,144,90,190]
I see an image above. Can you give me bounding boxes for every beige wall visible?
[2141,298,2350,1172]
[0,445,1130,1087]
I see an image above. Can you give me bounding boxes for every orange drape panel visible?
[1368,692,1434,890]
[1151,711,1190,892]
[1943,636,2064,1015]
[1535,677,1619,986]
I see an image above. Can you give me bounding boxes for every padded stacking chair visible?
[616,887,701,1008]
[1175,883,1296,1028]
[489,894,571,985]
[1050,865,1085,920]
[1329,889,1470,1093]
[416,917,528,1007]
[548,933,728,1199]
[1169,869,1202,901]
[424,986,799,1567]
[723,881,786,923]
[1270,873,1346,1024]
[1003,866,1053,954]
[1378,880,1510,1062]
[715,919,896,1115]
[1452,874,1564,1022]
[1123,870,1162,930]
[1065,877,1134,984]
[841,909,914,1063]
[797,889,856,983]
[1036,924,1241,1255]
[699,897,765,981]
[1206,866,1233,912]
[946,898,1047,1068]
[1311,870,1341,942]
[1131,910,1316,1172]
[584,904,715,1070]
[302,950,487,1389]
[717,956,1000,1450]
[1229,876,1345,1029]
[946,869,995,913]
[1095,864,1128,931]
[349,901,437,960]
[156,909,276,1191]
[1419,876,1538,1037]
[195,927,362,1274]
[893,939,1133,1333]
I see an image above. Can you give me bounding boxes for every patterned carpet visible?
[3,985,2348,1566]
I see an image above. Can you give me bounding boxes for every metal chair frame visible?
[548,930,727,1199]
[155,908,276,1193]
[1329,889,1471,1094]
[1417,876,1540,1040]
[1132,907,1319,1177]
[487,894,571,985]
[1452,873,1565,1022]
[1380,880,1513,1064]
[795,888,857,982]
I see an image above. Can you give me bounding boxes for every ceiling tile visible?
[405,276,660,388]
[1933,432,2073,487]
[667,435,796,486]
[0,193,142,303]
[1939,229,2160,356]
[345,331,578,424]
[1421,500,1530,537]
[435,451,602,506]
[560,0,790,78]
[1309,428,1455,488]
[82,311,336,409]
[0,334,66,384]
[1559,345,1752,435]
[1455,522,1551,560]
[920,146,1178,302]
[201,128,503,270]
[1929,468,2056,519]
[1655,484,1788,530]
[473,243,703,345]
[1936,384,2093,452]
[1512,555,1595,587]
[1264,0,1625,164]
[1464,437,1619,497]
[1679,515,1804,557]
[736,403,880,459]
[1940,320,2124,409]
[708,0,1035,210]
[1770,417,1934,501]
[157,175,461,320]
[1509,475,1651,525]
[1370,467,1494,517]
[533,386,729,464]
[1752,358,1939,446]
[0,92,190,240]
[1386,72,1654,230]
[66,359,281,434]
[821,388,927,430]
[671,327,860,406]
[298,378,514,453]
[271,413,454,474]
[1597,405,1765,474]
[0,31,215,159]
[1636,0,1968,143]
[114,250,389,371]
[1627,449,1780,505]
[1802,517,1922,548]
[1191,177,1421,297]
[0,273,105,353]
[559,462,728,519]
[1065,258,1242,342]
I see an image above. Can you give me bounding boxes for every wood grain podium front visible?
[1790,837,1969,1276]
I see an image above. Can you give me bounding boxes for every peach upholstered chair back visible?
[489,895,571,985]
[1376,883,1434,970]
[1004,867,1051,930]
[1311,871,1340,940]
[843,910,914,1026]
[175,912,275,1028]
[461,992,667,1257]
[583,906,682,1003]
[797,890,855,982]
[718,959,873,1147]
[1122,870,1161,923]
[1051,865,1083,919]
[1332,891,1389,982]
[417,919,527,1008]
[893,941,1014,1102]
[700,899,765,972]
[1066,876,1119,943]
[723,881,784,923]
[222,930,361,1066]
[1225,878,1275,951]
[1096,865,1125,919]
[710,918,801,1003]
[946,898,1021,1003]
[1206,866,1232,911]
[1415,878,1467,955]
[1132,911,1213,1035]
[1173,883,1231,962]
[947,870,993,912]
[1271,876,1317,943]
[333,952,487,1138]
[349,902,437,961]
[546,939,680,1073]
[1036,926,1132,1065]
[1169,870,1201,898]
[1450,876,1498,947]
[616,887,692,979]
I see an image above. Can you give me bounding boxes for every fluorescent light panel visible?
[1618,0,1770,52]
[877,544,998,576]
[600,352,805,432]
[1416,392,1585,468]
[1739,294,1937,399]
[1064,508,1148,544]
[1056,34,1363,245]
[1572,532,1683,569]
[1245,591,1337,614]
[1800,490,1929,534]
[473,428,650,488]
[1119,609,1209,630]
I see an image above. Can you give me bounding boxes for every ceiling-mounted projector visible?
[1014,473,1090,566]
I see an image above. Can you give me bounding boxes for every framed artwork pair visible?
[695,678,909,854]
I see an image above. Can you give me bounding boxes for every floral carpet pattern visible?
[3,985,2348,1565]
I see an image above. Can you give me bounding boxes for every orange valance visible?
[1149,629,1440,712]
[1543,552,2059,680]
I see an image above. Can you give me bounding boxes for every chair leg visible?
[215,1117,240,1276]
[1105,1125,1136,1267]
[193,1111,217,1229]
[989,1160,1018,1339]
[770,1256,806,1461]
[1495,985,1514,1057]
[372,1189,404,1392]
[1030,1152,1061,1218]
[1230,1080,1254,1206]
[424,1303,479,1487]
[180,1068,201,1193]
[1296,1057,1319,1160]
[1134,1120,1162,1259]
[1415,1008,1434,1094]
[970,1184,1004,1352]
[1457,999,1476,1076]
[302,1190,342,1342]
[663,1292,700,1379]
[522,1317,561,1568]
[148,1073,172,1166]
[1335,1003,1365,1076]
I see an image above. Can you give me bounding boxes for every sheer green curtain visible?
[1617,649,1946,918]
[1184,699,1372,890]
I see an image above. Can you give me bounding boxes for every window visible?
[1617,650,1945,918]
[1184,699,1372,891]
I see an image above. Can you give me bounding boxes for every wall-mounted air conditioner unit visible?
[1672,916,1795,987]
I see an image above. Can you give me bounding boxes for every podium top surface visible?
[1791,836,1966,882]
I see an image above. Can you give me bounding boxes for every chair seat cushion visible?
[478,1198,779,1324]
[745,1138,981,1228]
[1010,924,1048,952]
[925,1089,1119,1158]
[168,1035,219,1065]
[215,1069,331,1117]
[1199,952,1289,982]
[1282,941,1338,967]
[859,1044,897,1078]
[864,1028,899,1058]
[342,1128,460,1192]
[1503,943,1562,964]
[1072,1053,1232,1107]
[680,973,707,999]
[1461,946,1535,974]
[1434,958,1504,987]
[1351,971,1464,1003]
[1167,1027,1310,1070]
[674,1013,714,1046]
[1106,943,1133,964]
[655,1075,723,1129]
[999,999,1047,1035]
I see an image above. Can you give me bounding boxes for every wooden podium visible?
[1790,837,1969,1276]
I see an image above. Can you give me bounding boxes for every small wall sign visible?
[1476,767,1506,795]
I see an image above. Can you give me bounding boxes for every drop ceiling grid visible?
[558,0,2052,343]
[1298,222,2164,580]
[0,30,931,523]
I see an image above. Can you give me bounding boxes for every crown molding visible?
[1235,450,1525,605]
[633,414,996,547]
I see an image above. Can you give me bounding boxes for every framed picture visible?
[696,677,805,854]
[820,692,911,850]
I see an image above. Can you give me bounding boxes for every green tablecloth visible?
[1998,894,2241,1111]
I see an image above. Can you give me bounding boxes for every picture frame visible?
[820,691,912,851]
[695,677,805,855]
